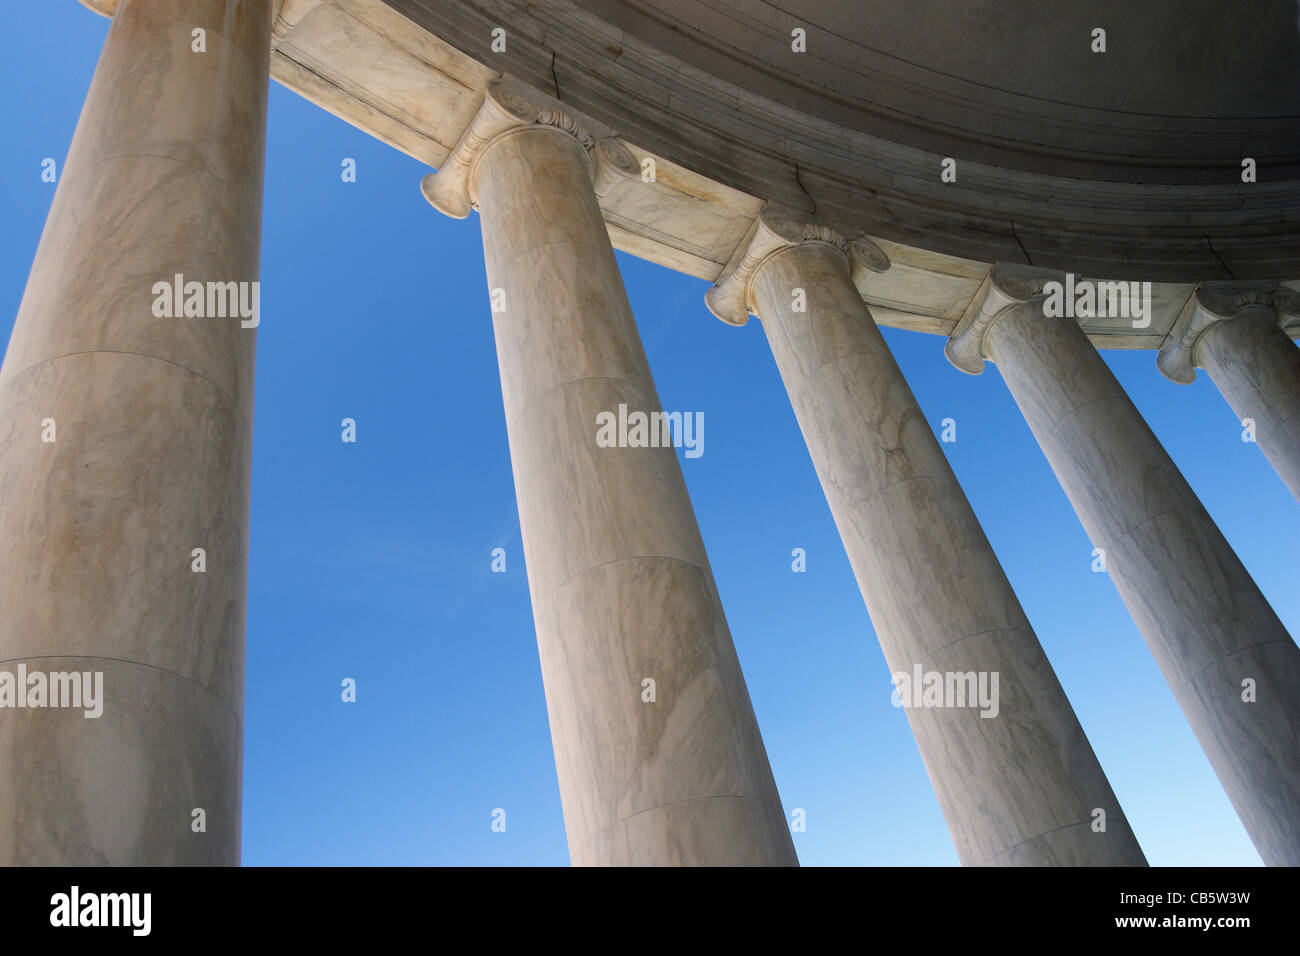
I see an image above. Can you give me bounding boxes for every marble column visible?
[1158,285,1300,502]
[421,81,797,866]
[949,268,1300,866]
[706,209,1145,866]
[0,0,271,864]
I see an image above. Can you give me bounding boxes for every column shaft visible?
[475,126,796,865]
[0,0,271,863]
[751,242,1145,865]
[1199,310,1300,501]
[986,302,1300,866]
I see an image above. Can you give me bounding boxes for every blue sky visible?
[2,4,1295,866]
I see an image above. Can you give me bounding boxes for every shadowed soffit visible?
[77,0,1300,345]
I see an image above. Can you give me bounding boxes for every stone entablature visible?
[76,0,1300,351]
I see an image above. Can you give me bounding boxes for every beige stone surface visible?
[0,657,241,865]
[0,0,272,864]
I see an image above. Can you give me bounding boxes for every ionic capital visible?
[421,78,631,219]
[1157,283,1300,383]
[704,205,889,327]
[79,0,117,15]
[273,0,330,47]
[83,0,305,45]
[945,265,1059,375]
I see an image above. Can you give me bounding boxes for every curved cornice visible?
[75,0,1300,332]
[387,0,1300,280]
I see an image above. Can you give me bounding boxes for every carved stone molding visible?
[420,78,606,219]
[273,0,330,47]
[1157,282,1293,384]
[848,237,891,287]
[535,105,596,151]
[78,0,121,17]
[1277,287,1300,335]
[704,204,889,327]
[420,79,540,219]
[591,137,641,199]
[945,265,1058,375]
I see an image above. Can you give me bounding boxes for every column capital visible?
[421,78,634,219]
[82,0,301,33]
[704,205,889,327]
[1157,283,1300,383]
[945,265,1060,375]
[79,0,118,15]
[272,0,329,47]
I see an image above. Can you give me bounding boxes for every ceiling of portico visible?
[76,0,1300,347]
[384,0,1300,282]
[575,0,1300,179]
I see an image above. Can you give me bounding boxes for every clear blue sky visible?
[2,4,1295,866]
